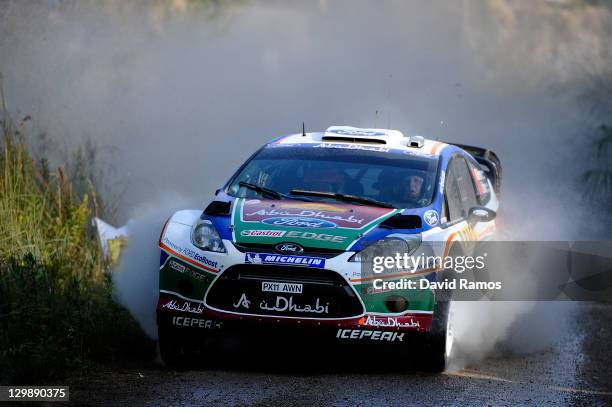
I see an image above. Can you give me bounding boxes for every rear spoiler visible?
[446,143,502,195]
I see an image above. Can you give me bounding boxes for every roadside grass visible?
[0,89,154,384]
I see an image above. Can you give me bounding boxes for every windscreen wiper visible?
[238,182,311,201]
[289,189,395,208]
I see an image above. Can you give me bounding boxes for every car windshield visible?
[226,145,439,209]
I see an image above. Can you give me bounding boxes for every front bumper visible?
[158,239,434,340]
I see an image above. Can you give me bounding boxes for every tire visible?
[422,300,454,373]
[158,325,194,368]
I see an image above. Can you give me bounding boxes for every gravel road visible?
[69,302,612,407]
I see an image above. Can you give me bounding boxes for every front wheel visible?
[158,325,195,368]
[422,300,454,373]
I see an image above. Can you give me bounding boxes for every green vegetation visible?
[0,88,154,384]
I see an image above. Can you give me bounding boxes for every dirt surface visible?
[67,302,612,407]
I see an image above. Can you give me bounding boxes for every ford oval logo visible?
[261,217,336,229]
[274,242,304,254]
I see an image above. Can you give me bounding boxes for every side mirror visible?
[215,188,221,196]
[468,206,496,224]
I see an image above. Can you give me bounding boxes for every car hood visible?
[231,198,400,251]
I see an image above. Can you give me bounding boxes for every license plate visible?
[261,281,303,294]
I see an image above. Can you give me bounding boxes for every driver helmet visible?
[401,169,427,202]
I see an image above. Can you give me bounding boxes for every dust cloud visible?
[112,193,197,339]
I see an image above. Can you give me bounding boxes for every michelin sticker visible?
[245,252,325,268]
[423,210,439,226]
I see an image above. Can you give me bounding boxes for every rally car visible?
[156,126,501,372]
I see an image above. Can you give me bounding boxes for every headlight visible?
[191,219,226,253]
[349,234,421,263]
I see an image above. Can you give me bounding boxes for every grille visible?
[206,264,363,319]
[232,242,344,258]
[237,268,337,286]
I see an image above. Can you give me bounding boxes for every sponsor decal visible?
[261,217,337,229]
[169,260,186,273]
[235,199,400,250]
[365,284,397,294]
[438,170,446,195]
[313,142,390,153]
[262,281,303,294]
[327,128,386,137]
[232,292,329,315]
[423,210,439,226]
[403,150,433,157]
[233,293,251,309]
[360,315,421,329]
[240,229,287,237]
[246,208,366,227]
[259,295,329,315]
[245,252,325,268]
[181,247,218,268]
[161,236,184,253]
[246,253,264,264]
[277,202,346,213]
[168,259,208,282]
[242,204,378,229]
[336,329,405,342]
[285,230,346,243]
[162,299,205,315]
[161,237,219,269]
[172,316,222,329]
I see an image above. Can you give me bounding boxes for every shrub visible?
[0,86,154,384]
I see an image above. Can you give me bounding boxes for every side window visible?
[441,196,448,224]
[467,162,491,205]
[445,159,464,221]
[456,158,479,214]
[445,157,478,221]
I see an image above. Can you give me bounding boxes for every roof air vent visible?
[321,135,387,144]
[322,126,404,145]
[406,135,425,148]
